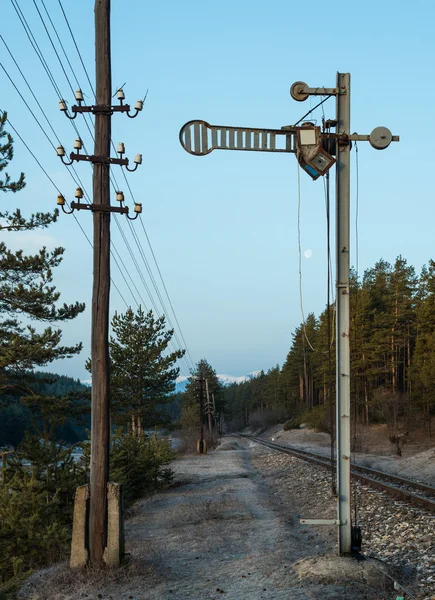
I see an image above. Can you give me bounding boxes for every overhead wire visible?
[31,0,94,149]
[4,4,140,309]
[296,165,335,354]
[6,1,193,373]
[56,0,95,101]
[51,0,194,370]
[0,57,90,207]
[0,109,129,308]
[10,0,88,151]
[49,0,193,369]
[0,26,134,309]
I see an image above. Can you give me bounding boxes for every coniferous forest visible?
[222,257,435,441]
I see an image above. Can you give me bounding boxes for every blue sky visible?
[1,0,434,381]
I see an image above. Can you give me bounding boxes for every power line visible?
[57,0,95,100]
[31,3,191,366]
[0,109,129,308]
[31,0,94,148]
[36,0,95,143]
[10,0,63,98]
[118,167,195,369]
[0,16,128,307]
[10,0,91,151]
[6,3,192,371]
[0,62,57,151]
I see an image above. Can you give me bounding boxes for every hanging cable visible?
[351,141,361,528]
[325,168,336,495]
[297,165,316,352]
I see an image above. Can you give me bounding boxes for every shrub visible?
[300,404,331,433]
[80,429,176,506]
[283,416,302,431]
[1,433,85,585]
[249,407,289,433]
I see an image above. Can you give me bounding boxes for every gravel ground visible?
[248,438,435,600]
[17,436,398,600]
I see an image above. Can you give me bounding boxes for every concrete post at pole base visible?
[103,483,125,567]
[335,71,352,555]
[70,484,90,568]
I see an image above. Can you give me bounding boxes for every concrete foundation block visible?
[103,482,125,567]
[70,484,90,568]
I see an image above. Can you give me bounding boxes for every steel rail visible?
[238,434,435,513]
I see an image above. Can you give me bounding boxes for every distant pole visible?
[335,72,352,555]
[89,0,111,565]
[199,376,205,452]
[212,393,217,431]
[206,379,212,435]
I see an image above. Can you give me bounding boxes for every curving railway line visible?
[238,433,435,513]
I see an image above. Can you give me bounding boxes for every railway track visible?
[239,433,435,513]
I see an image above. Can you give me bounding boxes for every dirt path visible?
[18,437,394,600]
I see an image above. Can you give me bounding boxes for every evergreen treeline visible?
[223,257,435,438]
[0,372,90,448]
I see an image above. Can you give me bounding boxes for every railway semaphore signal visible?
[179,72,399,555]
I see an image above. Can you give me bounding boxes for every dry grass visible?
[16,555,159,600]
[166,490,243,527]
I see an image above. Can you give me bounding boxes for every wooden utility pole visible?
[58,0,143,569]
[89,0,111,565]
[206,378,212,435]
[199,376,205,453]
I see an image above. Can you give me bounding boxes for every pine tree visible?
[0,112,87,590]
[109,306,185,434]
[0,112,85,400]
[181,359,223,434]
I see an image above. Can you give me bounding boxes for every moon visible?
[304,249,313,259]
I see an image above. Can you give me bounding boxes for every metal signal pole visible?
[335,73,351,554]
[89,0,111,565]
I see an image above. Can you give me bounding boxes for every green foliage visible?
[0,435,86,585]
[299,405,331,433]
[0,113,86,593]
[283,416,302,431]
[79,429,175,507]
[0,372,90,447]
[223,254,435,436]
[180,359,223,442]
[0,110,85,420]
[0,111,25,196]
[110,430,175,505]
[0,471,71,584]
[106,306,184,433]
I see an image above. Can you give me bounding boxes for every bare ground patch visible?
[18,438,394,600]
